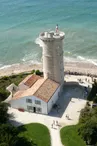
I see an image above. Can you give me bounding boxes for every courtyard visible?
[49,84,86,124]
[8,82,87,146]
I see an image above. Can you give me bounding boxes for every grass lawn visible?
[60,125,86,146]
[18,123,51,146]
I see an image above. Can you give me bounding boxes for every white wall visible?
[6,83,18,92]
[47,86,61,113]
[4,83,18,103]
[9,95,48,114]
[4,92,12,103]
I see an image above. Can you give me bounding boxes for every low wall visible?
[64,81,79,86]
[4,92,12,103]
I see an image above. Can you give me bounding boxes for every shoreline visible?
[0,61,97,77]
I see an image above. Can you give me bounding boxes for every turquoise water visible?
[0,0,97,68]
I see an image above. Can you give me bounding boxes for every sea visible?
[0,0,97,69]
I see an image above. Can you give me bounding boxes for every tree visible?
[0,102,34,146]
[93,96,97,103]
[31,70,35,74]
[0,124,19,146]
[0,89,10,102]
[87,81,97,101]
[0,124,33,146]
[0,102,10,124]
[78,106,97,145]
[78,117,97,145]
[79,106,91,124]
[0,143,9,146]
[35,70,43,76]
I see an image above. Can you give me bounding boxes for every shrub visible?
[35,70,42,75]
[0,89,10,102]
[79,106,91,124]
[31,69,35,74]
[0,102,10,124]
[93,96,97,103]
[2,76,9,80]
[78,118,97,145]
[87,81,97,101]
[78,106,97,145]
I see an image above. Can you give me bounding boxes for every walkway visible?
[8,84,87,146]
[8,107,63,146]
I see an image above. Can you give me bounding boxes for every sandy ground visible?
[0,61,97,77]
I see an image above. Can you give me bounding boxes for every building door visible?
[33,107,36,113]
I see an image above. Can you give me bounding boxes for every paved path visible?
[8,107,63,146]
[8,89,86,146]
[50,125,63,146]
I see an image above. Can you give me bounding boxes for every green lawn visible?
[60,125,86,146]
[18,123,51,146]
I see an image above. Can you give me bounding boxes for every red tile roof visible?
[33,79,59,102]
[24,74,41,87]
[12,76,60,102]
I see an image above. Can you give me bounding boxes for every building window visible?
[36,107,42,113]
[26,98,32,103]
[35,100,41,105]
[27,105,33,110]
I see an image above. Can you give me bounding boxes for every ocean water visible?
[0,0,97,68]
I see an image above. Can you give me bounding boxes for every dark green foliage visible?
[31,70,35,74]
[93,96,97,103]
[79,106,91,123]
[79,81,97,144]
[2,76,9,80]
[0,124,19,146]
[60,125,86,146]
[0,124,33,146]
[87,81,97,101]
[0,102,33,146]
[78,106,97,145]
[0,143,9,146]
[0,102,10,124]
[78,118,97,145]
[15,137,34,146]
[0,89,10,102]
[35,70,43,76]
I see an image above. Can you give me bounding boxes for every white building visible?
[9,74,60,114]
[8,28,65,114]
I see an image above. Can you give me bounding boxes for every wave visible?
[64,55,97,66]
[0,65,12,70]
[21,58,41,65]
[77,56,85,61]
[87,59,97,66]
[0,55,97,73]
[35,38,44,48]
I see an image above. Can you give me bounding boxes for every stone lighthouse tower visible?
[39,26,65,84]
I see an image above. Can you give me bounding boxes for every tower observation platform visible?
[39,30,65,84]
